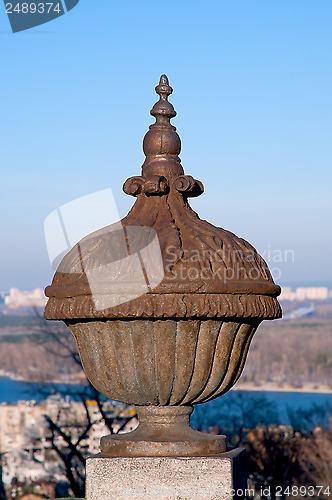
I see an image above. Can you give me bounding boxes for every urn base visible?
[100,405,226,457]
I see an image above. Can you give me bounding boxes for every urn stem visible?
[100,405,226,457]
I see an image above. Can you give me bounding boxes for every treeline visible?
[1,314,332,385]
[0,318,83,382]
[243,318,332,386]
[193,392,332,499]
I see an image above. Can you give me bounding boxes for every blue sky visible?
[0,0,331,290]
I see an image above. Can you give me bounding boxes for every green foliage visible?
[0,315,40,327]
[315,352,329,364]
[0,333,45,344]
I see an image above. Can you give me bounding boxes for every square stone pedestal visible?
[86,448,248,500]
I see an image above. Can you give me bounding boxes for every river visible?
[1,377,331,429]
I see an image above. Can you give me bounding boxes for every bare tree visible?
[297,426,332,497]
[192,391,279,447]
[245,425,302,500]
[33,311,136,497]
[0,454,6,500]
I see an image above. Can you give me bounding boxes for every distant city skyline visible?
[1,1,331,290]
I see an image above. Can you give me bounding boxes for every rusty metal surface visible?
[45,75,281,321]
[44,75,282,457]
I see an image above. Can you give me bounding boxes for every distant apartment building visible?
[4,288,47,309]
[280,286,330,301]
[0,400,52,485]
[0,397,138,486]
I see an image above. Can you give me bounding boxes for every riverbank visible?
[234,381,332,394]
[0,372,87,385]
[1,373,331,395]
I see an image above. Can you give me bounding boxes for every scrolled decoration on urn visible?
[122,176,145,196]
[123,175,168,196]
[45,75,281,458]
[172,174,204,197]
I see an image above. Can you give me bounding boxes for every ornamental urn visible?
[45,75,281,457]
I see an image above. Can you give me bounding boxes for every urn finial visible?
[151,74,176,120]
[141,75,183,178]
[124,75,204,197]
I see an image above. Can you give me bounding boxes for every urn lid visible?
[45,76,281,321]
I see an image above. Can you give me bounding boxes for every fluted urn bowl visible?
[45,75,281,457]
[66,318,258,455]
[69,319,257,407]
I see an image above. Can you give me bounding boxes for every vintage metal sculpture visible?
[45,75,281,457]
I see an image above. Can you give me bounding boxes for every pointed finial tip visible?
[155,74,173,98]
[160,74,169,85]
